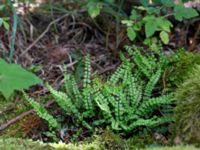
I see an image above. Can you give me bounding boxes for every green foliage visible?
[23,92,58,129]
[123,3,198,44]
[85,0,103,18]
[174,4,199,21]
[0,137,199,150]
[0,138,106,150]
[0,4,10,30]
[173,65,200,145]
[84,0,198,44]
[0,59,42,99]
[84,0,115,18]
[0,138,54,150]
[98,130,126,150]
[24,46,172,135]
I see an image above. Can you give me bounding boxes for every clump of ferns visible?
[23,54,95,131]
[23,47,173,134]
[92,58,173,133]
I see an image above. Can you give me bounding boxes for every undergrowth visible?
[23,45,173,139]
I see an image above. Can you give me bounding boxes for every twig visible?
[0,104,15,116]
[19,14,69,58]
[0,100,54,131]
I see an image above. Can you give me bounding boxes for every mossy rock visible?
[0,138,199,150]
[173,65,200,145]
[165,50,200,90]
[0,138,106,150]
[145,145,200,150]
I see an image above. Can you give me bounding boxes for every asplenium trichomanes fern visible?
[46,54,94,130]
[91,56,172,132]
[24,46,173,134]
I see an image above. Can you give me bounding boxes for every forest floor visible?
[0,1,200,149]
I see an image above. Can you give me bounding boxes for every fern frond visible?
[83,54,91,88]
[126,73,142,107]
[46,84,79,116]
[143,68,162,100]
[71,76,82,107]
[126,46,152,78]
[137,94,173,117]
[121,116,172,132]
[83,54,93,111]
[108,64,125,84]
[23,92,58,129]
[64,73,73,97]
[93,89,112,118]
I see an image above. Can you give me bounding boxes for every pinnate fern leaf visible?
[23,92,58,129]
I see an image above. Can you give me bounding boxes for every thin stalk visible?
[7,0,18,63]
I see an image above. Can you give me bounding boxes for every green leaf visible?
[121,20,133,27]
[0,59,42,99]
[133,22,142,31]
[130,9,138,20]
[174,5,199,21]
[87,2,103,18]
[140,0,149,7]
[161,0,175,7]
[3,20,10,30]
[144,16,157,38]
[156,17,173,32]
[146,7,160,15]
[160,31,169,44]
[127,27,136,41]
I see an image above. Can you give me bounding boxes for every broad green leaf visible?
[140,0,149,7]
[3,20,10,30]
[144,17,157,38]
[127,27,136,41]
[121,20,133,27]
[161,0,175,7]
[160,31,169,44]
[0,59,42,99]
[130,9,138,20]
[156,17,173,32]
[87,2,103,18]
[143,15,156,21]
[146,7,160,15]
[174,5,199,21]
[133,22,142,31]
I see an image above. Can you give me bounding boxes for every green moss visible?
[0,138,199,150]
[145,145,200,150]
[165,50,200,91]
[0,138,106,150]
[173,65,200,145]
[98,130,126,150]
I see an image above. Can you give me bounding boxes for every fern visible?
[82,54,93,111]
[23,45,173,135]
[46,84,79,116]
[23,91,58,129]
[143,68,162,100]
[137,94,173,117]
